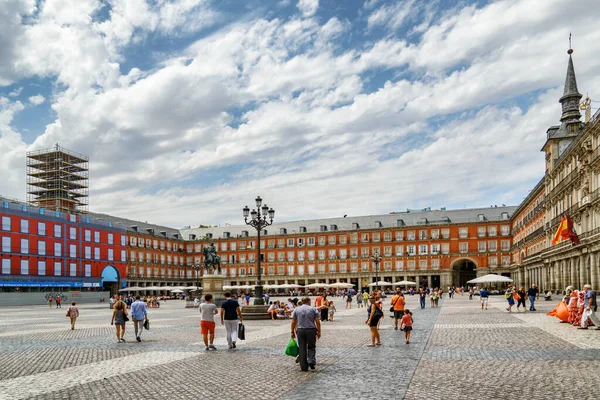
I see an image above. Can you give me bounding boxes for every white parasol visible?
[119,286,143,291]
[467,274,513,284]
[368,281,393,287]
[305,283,328,288]
[327,282,354,288]
[392,280,417,286]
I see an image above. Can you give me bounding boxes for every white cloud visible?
[0,97,27,198]
[28,95,45,106]
[367,0,416,31]
[8,87,23,97]
[297,0,319,17]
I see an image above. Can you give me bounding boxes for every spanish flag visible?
[551,216,580,245]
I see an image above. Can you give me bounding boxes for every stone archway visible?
[451,258,478,288]
[101,265,120,297]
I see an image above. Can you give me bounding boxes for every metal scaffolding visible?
[26,144,89,213]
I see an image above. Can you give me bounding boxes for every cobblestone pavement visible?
[0,294,598,399]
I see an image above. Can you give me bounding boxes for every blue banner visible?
[0,282,87,288]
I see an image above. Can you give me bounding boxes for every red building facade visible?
[0,197,127,293]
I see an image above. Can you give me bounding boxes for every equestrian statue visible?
[202,243,221,274]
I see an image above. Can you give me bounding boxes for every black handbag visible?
[143,319,150,330]
[237,323,245,340]
[123,315,129,322]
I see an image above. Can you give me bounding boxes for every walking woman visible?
[516,286,527,312]
[66,301,79,330]
[48,295,53,309]
[505,285,515,312]
[365,296,382,347]
[320,294,329,322]
[111,299,128,342]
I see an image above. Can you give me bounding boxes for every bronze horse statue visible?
[202,243,221,274]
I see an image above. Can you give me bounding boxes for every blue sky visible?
[1,0,600,228]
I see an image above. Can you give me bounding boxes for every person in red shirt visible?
[400,309,413,344]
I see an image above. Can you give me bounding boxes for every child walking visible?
[328,301,337,321]
[400,309,413,344]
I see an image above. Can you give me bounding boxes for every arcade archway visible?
[451,258,478,288]
[101,266,120,297]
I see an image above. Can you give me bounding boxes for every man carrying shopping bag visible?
[290,297,321,371]
[221,292,243,349]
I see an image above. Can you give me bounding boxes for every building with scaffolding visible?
[26,145,89,214]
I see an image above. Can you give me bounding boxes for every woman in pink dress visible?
[572,290,586,327]
[568,291,579,324]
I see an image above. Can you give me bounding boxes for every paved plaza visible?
[0,294,599,400]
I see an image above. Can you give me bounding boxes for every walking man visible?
[131,295,147,342]
[528,284,539,311]
[480,287,489,310]
[56,295,62,308]
[291,297,321,371]
[419,289,426,309]
[200,294,218,350]
[578,284,600,330]
[391,288,405,330]
[221,292,243,349]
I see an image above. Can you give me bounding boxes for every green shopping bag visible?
[285,338,299,357]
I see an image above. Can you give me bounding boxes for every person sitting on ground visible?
[285,301,295,317]
[545,290,553,301]
[277,306,288,319]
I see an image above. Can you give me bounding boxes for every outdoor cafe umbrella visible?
[305,283,328,288]
[119,286,142,291]
[144,286,162,291]
[263,284,280,289]
[368,281,393,287]
[170,289,184,293]
[279,283,303,289]
[392,280,417,286]
[327,282,354,288]
[467,274,513,284]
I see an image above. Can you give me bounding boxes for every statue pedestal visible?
[202,274,225,306]
[241,305,270,320]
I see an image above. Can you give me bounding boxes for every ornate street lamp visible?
[243,196,275,305]
[371,250,382,291]
[194,262,203,297]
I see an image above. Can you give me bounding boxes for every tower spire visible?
[559,46,582,123]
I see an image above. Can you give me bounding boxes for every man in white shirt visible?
[200,294,218,350]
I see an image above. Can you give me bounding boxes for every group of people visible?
[47,295,62,308]
[198,292,243,350]
[110,295,149,343]
[267,299,297,320]
[290,287,416,372]
[504,284,540,312]
[548,284,599,329]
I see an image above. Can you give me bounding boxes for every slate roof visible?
[179,206,517,239]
